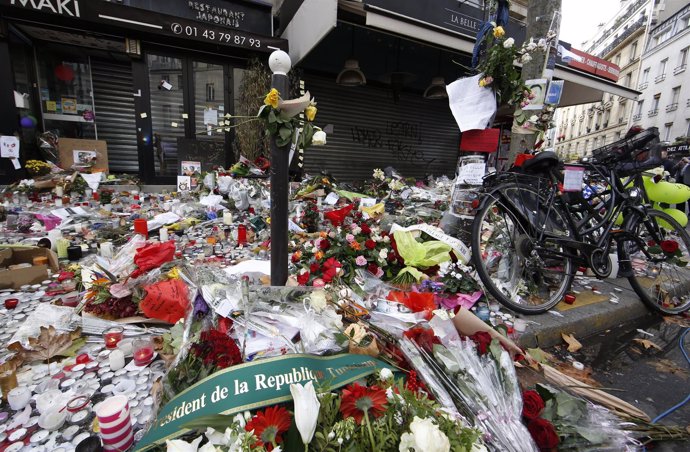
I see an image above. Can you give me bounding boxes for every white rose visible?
[537,38,547,49]
[379,368,394,381]
[379,248,388,259]
[529,115,539,123]
[398,417,450,452]
[503,37,515,48]
[312,130,327,146]
[310,290,328,312]
[525,38,537,52]
[521,53,532,64]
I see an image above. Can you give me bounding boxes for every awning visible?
[554,65,640,106]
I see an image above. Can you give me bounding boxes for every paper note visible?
[46,100,57,112]
[324,192,340,205]
[14,91,28,109]
[11,159,21,169]
[1,135,20,158]
[360,198,377,207]
[160,80,173,90]
[171,122,178,127]
[181,113,189,119]
[140,112,148,118]
[457,163,485,185]
[203,108,218,125]
[563,166,585,192]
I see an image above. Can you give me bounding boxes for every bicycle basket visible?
[591,128,659,165]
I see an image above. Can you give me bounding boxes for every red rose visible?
[660,240,679,254]
[522,390,545,420]
[365,239,376,250]
[310,262,320,273]
[291,252,301,263]
[297,271,310,285]
[360,224,371,235]
[469,331,493,355]
[527,418,560,450]
[319,239,331,250]
[387,252,397,262]
[367,263,379,275]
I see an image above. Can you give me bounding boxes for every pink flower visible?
[346,233,355,243]
[375,267,384,278]
[312,278,326,287]
[355,255,367,266]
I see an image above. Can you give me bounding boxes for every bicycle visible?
[471,129,690,315]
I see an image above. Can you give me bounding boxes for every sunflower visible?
[245,406,292,450]
[339,383,387,424]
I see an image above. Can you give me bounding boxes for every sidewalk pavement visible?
[516,276,656,349]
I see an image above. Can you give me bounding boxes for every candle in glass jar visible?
[159,228,169,242]
[237,224,247,246]
[55,186,64,197]
[103,327,124,349]
[132,338,154,366]
[223,211,233,225]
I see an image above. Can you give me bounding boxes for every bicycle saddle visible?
[521,151,560,173]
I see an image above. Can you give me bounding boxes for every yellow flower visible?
[315,251,324,260]
[305,104,317,122]
[264,88,280,109]
[478,78,486,88]
[167,267,180,279]
[493,26,505,38]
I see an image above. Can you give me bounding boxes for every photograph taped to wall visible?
[73,150,98,166]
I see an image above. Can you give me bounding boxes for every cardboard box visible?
[0,247,59,290]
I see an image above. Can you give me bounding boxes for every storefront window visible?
[193,62,225,142]
[36,48,96,139]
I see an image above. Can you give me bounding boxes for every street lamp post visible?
[268,50,291,286]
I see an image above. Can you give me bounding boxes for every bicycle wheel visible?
[621,209,690,314]
[472,184,575,314]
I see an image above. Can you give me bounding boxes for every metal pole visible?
[269,50,291,286]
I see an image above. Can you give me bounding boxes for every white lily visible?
[290,381,320,445]
[398,417,450,452]
[166,436,202,452]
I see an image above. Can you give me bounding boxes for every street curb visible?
[516,279,654,349]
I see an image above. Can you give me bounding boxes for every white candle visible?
[55,186,64,197]
[223,210,233,225]
[109,350,125,371]
[159,228,169,242]
[55,198,63,207]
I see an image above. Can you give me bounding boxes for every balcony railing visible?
[674,64,687,75]
[648,109,659,117]
[638,81,649,90]
[655,74,666,83]
[633,113,642,121]
[666,103,678,112]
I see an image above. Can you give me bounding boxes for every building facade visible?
[554,0,651,160]
[630,2,690,142]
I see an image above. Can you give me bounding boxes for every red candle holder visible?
[237,224,247,246]
[76,353,90,365]
[4,298,19,310]
[133,218,149,238]
[132,338,154,366]
[103,327,124,350]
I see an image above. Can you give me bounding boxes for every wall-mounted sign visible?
[365,0,526,44]
[0,0,285,52]
[557,41,620,82]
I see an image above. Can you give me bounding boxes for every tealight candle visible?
[159,228,169,242]
[132,338,154,366]
[4,298,19,309]
[223,210,233,225]
[103,327,124,350]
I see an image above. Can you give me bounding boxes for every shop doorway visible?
[145,53,233,181]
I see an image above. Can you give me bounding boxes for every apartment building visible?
[554,0,651,160]
[630,2,690,142]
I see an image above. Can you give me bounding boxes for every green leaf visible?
[540,399,556,421]
[527,347,548,364]
[536,383,559,403]
[279,126,292,141]
[268,109,277,124]
[575,426,608,444]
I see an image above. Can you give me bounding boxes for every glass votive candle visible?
[103,327,124,350]
[132,338,154,367]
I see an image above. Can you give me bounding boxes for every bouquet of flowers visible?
[167,369,486,452]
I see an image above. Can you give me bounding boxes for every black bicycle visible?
[471,129,690,315]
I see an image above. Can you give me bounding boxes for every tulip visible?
[290,381,320,446]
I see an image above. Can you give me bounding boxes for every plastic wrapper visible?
[95,234,146,278]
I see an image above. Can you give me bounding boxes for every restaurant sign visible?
[1,0,284,52]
